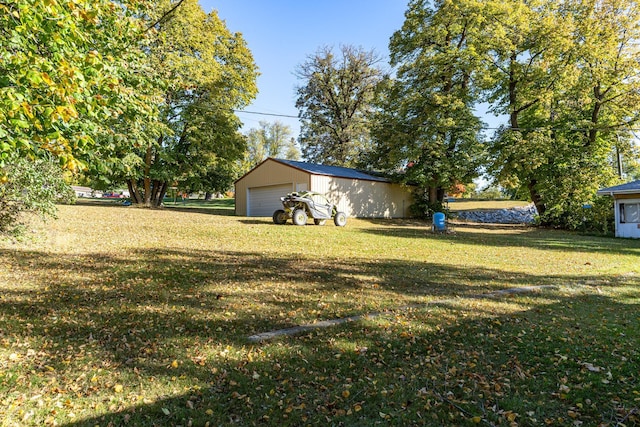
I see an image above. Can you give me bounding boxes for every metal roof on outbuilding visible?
[597,180,640,195]
[272,158,390,183]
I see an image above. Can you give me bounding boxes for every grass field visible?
[1,203,639,426]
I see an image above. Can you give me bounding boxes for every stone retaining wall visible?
[454,204,538,224]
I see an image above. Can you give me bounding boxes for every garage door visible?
[248,183,293,217]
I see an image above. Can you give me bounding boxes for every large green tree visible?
[0,0,154,170]
[480,0,572,217]
[113,0,258,207]
[0,0,161,232]
[295,45,383,168]
[483,0,640,227]
[371,0,485,214]
[379,0,640,227]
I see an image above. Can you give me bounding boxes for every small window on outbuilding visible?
[620,203,640,223]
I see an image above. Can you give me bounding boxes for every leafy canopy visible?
[0,0,154,170]
[295,45,384,168]
[370,0,485,214]
[373,0,640,227]
[241,121,297,173]
[90,0,259,206]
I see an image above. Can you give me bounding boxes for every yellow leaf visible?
[41,73,53,86]
[21,102,34,119]
[472,416,482,423]
[342,390,350,398]
[354,404,362,412]
[114,384,123,393]
[171,360,179,368]
[205,409,213,415]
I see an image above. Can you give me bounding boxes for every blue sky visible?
[198,0,409,136]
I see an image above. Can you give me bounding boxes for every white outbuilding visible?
[234,158,414,218]
[597,180,640,238]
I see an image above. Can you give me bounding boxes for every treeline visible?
[1,0,639,233]
[294,0,640,229]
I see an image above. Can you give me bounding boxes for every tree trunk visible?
[587,84,603,147]
[157,182,168,205]
[143,135,163,207]
[150,179,160,206]
[151,181,168,207]
[528,179,545,218]
[429,186,438,204]
[127,179,142,204]
[508,54,544,220]
[143,141,153,207]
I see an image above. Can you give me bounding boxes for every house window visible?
[620,203,640,223]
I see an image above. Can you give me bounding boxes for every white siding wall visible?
[235,158,414,218]
[311,176,413,218]
[615,197,640,238]
[248,183,294,217]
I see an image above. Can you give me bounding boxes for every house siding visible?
[614,196,640,238]
[311,175,412,218]
[235,159,311,216]
[235,158,415,218]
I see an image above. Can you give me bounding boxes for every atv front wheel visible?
[334,212,347,227]
[272,209,287,225]
[292,209,308,226]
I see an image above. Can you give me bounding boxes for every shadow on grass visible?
[162,206,236,216]
[2,240,639,425]
[239,219,271,225]
[73,198,236,217]
[56,289,639,426]
[359,224,640,257]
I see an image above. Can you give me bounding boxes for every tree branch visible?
[146,0,187,33]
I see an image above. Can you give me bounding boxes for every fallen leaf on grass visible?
[579,362,601,372]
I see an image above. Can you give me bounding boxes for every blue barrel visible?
[433,212,446,231]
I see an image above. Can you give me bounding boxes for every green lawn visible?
[1,204,638,426]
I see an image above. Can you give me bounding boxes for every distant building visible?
[234,158,414,218]
[597,180,640,238]
[72,186,101,198]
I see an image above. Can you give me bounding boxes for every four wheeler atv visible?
[272,191,347,226]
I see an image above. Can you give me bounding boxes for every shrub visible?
[0,157,76,236]
[409,190,447,219]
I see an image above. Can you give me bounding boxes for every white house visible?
[597,180,640,238]
[234,158,414,218]
[72,186,100,198]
